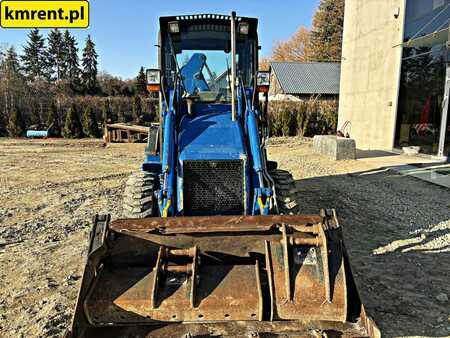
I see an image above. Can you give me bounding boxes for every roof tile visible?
[270,62,340,95]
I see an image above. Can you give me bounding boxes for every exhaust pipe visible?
[231,11,237,121]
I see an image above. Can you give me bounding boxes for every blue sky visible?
[0,0,319,79]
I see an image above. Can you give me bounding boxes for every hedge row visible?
[268,99,338,137]
[55,96,160,126]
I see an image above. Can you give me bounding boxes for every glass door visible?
[437,47,449,158]
[395,42,447,154]
[396,1,450,155]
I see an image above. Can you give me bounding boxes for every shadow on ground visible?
[295,168,450,337]
[356,149,399,159]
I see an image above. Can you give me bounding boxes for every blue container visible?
[26,130,49,138]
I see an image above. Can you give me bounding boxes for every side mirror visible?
[146,69,161,92]
[256,70,270,93]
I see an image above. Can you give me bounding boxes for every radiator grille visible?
[183,160,245,216]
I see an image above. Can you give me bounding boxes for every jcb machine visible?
[67,13,380,337]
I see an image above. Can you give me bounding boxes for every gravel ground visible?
[269,138,450,337]
[0,137,449,338]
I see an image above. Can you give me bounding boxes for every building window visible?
[404,0,450,40]
[395,1,449,155]
[434,0,446,10]
[395,43,447,153]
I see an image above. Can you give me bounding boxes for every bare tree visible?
[272,27,311,62]
[259,58,271,71]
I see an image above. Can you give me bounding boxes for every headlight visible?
[238,22,249,35]
[257,71,270,87]
[146,69,161,92]
[168,21,180,33]
[146,69,160,85]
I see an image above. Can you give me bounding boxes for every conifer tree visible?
[117,110,126,123]
[2,47,22,121]
[101,99,115,124]
[63,30,80,87]
[63,104,83,138]
[0,50,5,136]
[4,47,20,74]
[0,112,6,137]
[7,106,25,137]
[82,106,100,137]
[81,35,98,94]
[135,67,147,95]
[47,101,61,136]
[29,101,42,126]
[21,29,48,80]
[132,95,143,124]
[47,29,65,81]
[306,0,345,62]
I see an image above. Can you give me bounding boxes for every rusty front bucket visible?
[66,211,380,338]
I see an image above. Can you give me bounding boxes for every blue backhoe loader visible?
[66,13,380,338]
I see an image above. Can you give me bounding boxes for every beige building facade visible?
[338,0,406,150]
[339,0,449,157]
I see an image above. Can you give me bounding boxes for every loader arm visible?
[245,89,273,215]
[159,88,177,217]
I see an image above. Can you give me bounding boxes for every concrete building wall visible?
[338,0,406,150]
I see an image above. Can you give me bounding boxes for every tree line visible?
[2,0,344,138]
[269,99,338,137]
[260,0,345,67]
[0,28,152,138]
[259,0,344,136]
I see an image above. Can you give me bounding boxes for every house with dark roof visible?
[269,62,341,101]
[215,70,229,90]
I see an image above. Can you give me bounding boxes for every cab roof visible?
[159,13,258,39]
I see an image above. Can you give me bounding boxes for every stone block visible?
[313,135,356,160]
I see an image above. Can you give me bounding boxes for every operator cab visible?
[158,14,259,108]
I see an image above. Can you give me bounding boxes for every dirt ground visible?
[0,137,449,338]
